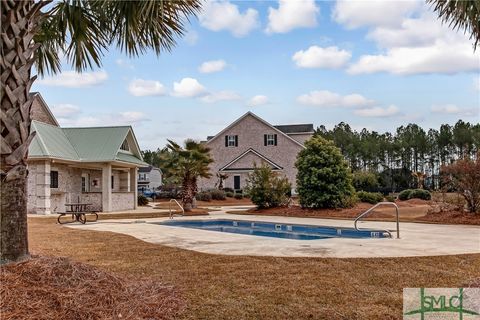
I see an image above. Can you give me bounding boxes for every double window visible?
[264,134,277,146]
[225,135,238,147]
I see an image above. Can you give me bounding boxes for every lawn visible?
[27,216,480,319]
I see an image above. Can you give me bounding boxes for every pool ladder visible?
[354,202,400,239]
[169,199,184,219]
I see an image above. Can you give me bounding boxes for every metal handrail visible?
[354,202,400,239]
[169,199,184,219]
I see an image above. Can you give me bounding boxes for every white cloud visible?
[200,90,241,103]
[37,71,108,88]
[50,104,80,118]
[431,104,479,116]
[297,90,374,108]
[198,60,227,73]
[292,46,351,69]
[58,111,149,127]
[199,1,259,37]
[128,79,166,97]
[184,30,199,46]
[347,9,480,75]
[115,59,134,70]
[172,77,207,98]
[332,0,420,29]
[354,105,400,118]
[247,95,269,107]
[265,0,319,34]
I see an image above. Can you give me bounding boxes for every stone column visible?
[102,163,112,212]
[35,160,51,215]
[130,167,138,209]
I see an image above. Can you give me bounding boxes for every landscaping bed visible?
[0,255,183,320]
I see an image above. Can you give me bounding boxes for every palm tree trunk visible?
[1,0,44,264]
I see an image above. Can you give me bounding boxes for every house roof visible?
[274,124,314,134]
[28,121,148,166]
[219,148,283,171]
[30,92,60,126]
[138,165,162,173]
[205,112,306,148]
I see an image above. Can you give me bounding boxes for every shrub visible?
[410,189,432,200]
[352,171,379,192]
[209,189,226,200]
[225,191,234,198]
[385,195,396,202]
[295,137,355,208]
[356,191,383,204]
[246,164,291,209]
[398,189,413,201]
[195,191,212,202]
[224,187,234,193]
[234,194,243,200]
[137,195,149,206]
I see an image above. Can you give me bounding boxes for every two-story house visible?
[199,112,314,193]
[138,165,163,191]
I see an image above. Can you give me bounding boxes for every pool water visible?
[154,219,389,240]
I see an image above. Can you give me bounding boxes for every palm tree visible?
[160,140,213,211]
[427,0,480,49]
[0,0,201,264]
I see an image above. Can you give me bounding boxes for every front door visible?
[234,175,241,190]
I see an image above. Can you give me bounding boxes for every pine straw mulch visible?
[0,255,183,320]
[236,200,480,225]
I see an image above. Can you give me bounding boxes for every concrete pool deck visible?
[66,207,480,258]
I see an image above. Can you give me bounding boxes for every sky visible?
[33,0,480,150]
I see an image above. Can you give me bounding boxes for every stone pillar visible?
[130,167,138,209]
[126,170,131,192]
[35,161,51,215]
[102,163,112,212]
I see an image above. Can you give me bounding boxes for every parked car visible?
[139,188,158,199]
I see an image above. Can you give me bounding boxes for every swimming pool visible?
[155,219,389,240]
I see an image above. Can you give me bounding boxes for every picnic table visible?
[57,202,98,224]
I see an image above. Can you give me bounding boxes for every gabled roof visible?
[28,121,148,166]
[138,165,162,173]
[219,148,283,171]
[274,124,314,134]
[206,111,306,148]
[30,92,60,126]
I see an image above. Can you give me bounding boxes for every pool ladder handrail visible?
[169,199,184,219]
[354,202,400,239]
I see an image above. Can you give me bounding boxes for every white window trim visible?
[266,134,275,146]
[227,135,236,147]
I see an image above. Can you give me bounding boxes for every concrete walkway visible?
[66,207,480,258]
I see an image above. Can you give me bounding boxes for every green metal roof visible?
[28,121,147,166]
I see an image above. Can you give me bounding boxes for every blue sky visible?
[33,0,480,149]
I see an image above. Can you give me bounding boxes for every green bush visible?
[385,195,396,202]
[210,189,226,200]
[352,171,379,192]
[398,189,413,201]
[224,187,234,193]
[410,189,432,200]
[246,164,291,209]
[225,191,234,198]
[295,137,355,208]
[196,191,212,201]
[234,193,243,200]
[398,189,431,201]
[137,195,149,206]
[356,191,383,204]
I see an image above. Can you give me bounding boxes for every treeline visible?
[315,119,480,192]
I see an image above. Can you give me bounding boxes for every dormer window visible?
[225,135,238,147]
[264,134,277,146]
[120,139,129,151]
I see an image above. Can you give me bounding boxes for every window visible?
[50,171,58,188]
[120,139,129,151]
[81,173,90,192]
[111,175,114,189]
[225,135,238,147]
[264,134,277,146]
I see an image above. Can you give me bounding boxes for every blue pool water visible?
[154,219,388,240]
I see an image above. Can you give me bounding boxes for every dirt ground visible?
[25,215,480,319]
